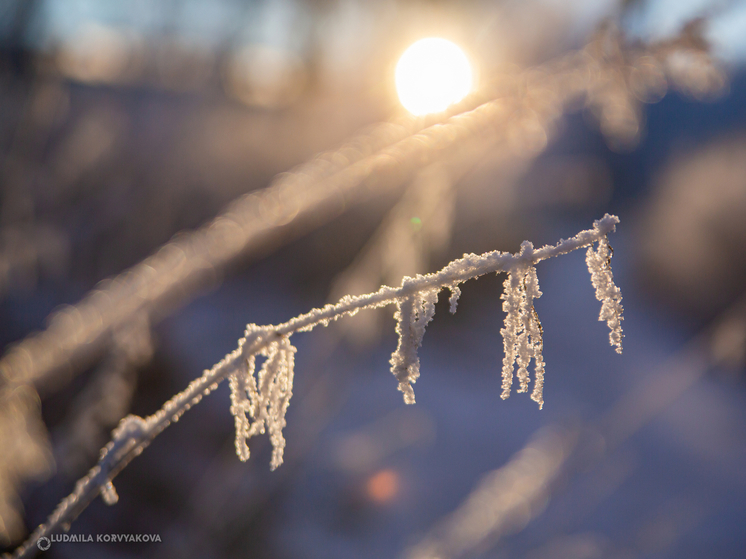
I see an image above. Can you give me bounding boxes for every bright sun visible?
[395,37,473,116]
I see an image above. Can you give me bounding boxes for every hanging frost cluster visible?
[390,287,439,404]
[221,218,624,470]
[500,242,546,408]
[586,235,624,353]
[228,326,297,470]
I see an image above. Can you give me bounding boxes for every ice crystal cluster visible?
[390,287,439,404]
[586,236,624,353]
[228,327,297,470]
[500,243,547,408]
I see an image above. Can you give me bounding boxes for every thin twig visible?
[7,214,619,559]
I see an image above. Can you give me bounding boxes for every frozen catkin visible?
[525,267,546,408]
[586,235,624,353]
[499,242,546,407]
[228,328,296,470]
[390,286,439,404]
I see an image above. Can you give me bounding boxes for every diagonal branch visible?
[2,19,723,553]
[7,214,621,559]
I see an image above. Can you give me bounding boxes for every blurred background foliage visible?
[0,0,745,558]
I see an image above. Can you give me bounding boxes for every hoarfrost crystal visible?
[390,286,439,404]
[499,242,546,407]
[229,328,296,470]
[586,235,624,354]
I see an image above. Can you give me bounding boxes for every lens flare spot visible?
[366,469,399,504]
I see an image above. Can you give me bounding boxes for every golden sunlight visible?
[395,37,473,116]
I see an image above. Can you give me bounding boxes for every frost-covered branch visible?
[0,23,722,541]
[7,214,623,559]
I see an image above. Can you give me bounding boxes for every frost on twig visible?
[229,327,296,470]
[390,287,439,404]
[10,216,624,559]
[586,235,624,354]
[500,242,546,408]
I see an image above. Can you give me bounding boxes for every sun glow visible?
[395,38,473,116]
